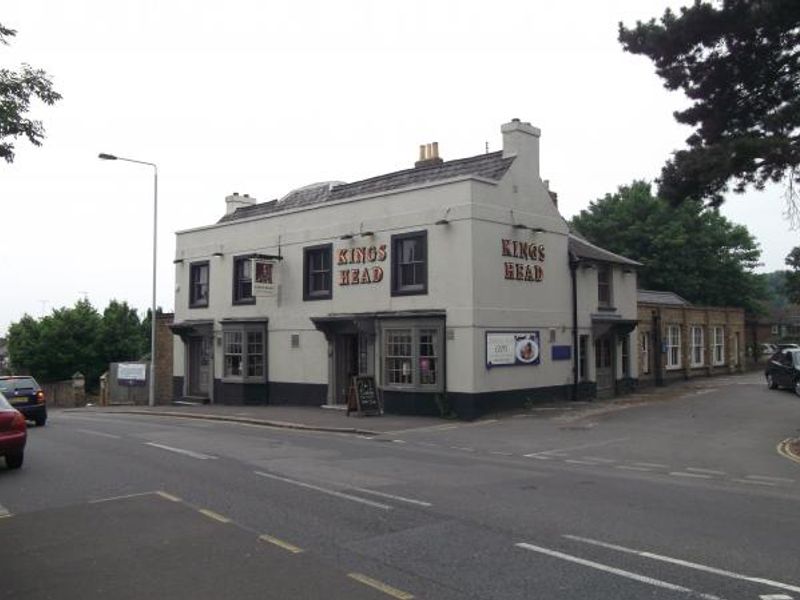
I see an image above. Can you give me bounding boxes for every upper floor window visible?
[303,244,333,301]
[391,231,427,296]
[597,264,612,307]
[189,261,209,308]
[233,256,255,305]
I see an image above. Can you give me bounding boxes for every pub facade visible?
[171,119,639,419]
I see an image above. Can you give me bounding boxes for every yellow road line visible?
[198,508,231,523]
[348,573,414,599]
[777,438,800,465]
[156,491,182,502]
[259,534,303,554]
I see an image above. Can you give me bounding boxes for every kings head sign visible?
[502,239,545,282]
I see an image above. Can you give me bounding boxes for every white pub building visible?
[171,119,639,419]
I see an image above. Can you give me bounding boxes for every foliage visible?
[6,299,148,386]
[785,246,800,304]
[619,1,800,210]
[571,180,767,313]
[0,22,62,163]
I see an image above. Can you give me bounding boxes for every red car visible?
[0,392,27,469]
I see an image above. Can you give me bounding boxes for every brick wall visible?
[637,303,745,386]
[154,313,174,405]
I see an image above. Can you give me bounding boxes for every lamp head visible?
[98,153,118,160]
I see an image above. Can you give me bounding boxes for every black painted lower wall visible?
[213,380,269,405]
[172,377,184,403]
[447,384,576,421]
[268,381,327,406]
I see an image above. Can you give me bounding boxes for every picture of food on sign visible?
[514,334,540,364]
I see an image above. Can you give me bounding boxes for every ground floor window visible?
[690,326,704,367]
[579,335,589,380]
[666,325,681,370]
[640,332,650,375]
[621,336,630,377]
[223,324,266,382]
[712,326,725,365]
[380,320,443,391]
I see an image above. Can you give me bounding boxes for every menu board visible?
[349,376,381,416]
[486,331,541,368]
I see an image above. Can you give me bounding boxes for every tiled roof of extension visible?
[637,289,692,306]
[567,234,641,267]
[218,151,515,223]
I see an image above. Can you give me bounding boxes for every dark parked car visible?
[0,392,27,469]
[765,349,800,396]
[0,376,47,426]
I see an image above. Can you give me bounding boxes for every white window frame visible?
[222,323,266,383]
[640,332,650,375]
[712,326,725,366]
[379,319,443,392]
[666,325,681,370]
[690,326,704,367]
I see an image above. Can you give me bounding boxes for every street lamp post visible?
[98,153,158,408]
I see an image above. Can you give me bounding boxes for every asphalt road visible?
[1,371,799,599]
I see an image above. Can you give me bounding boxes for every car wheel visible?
[5,452,23,470]
[795,379,800,397]
[767,373,778,389]
[34,416,46,427]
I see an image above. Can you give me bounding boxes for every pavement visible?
[64,370,800,455]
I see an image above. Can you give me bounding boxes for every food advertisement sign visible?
[486,331,541,368]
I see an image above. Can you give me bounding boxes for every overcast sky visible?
[1,0,796,334]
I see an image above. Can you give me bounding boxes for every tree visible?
[1,22,62,163]
[785,246,800,304]
[619,1,800,215]
[99,300,146,364]
[571,180,767,313]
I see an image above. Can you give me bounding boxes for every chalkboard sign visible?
[348,376,381,416]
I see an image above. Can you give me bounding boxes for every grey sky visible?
[1,0,796,334]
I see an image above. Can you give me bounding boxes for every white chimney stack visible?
[225,192,256,215]
[501,118,541,177]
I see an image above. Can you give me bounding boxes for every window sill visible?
[303,293,332,302]
[221,377,266,384]
[665,366,682,371]
[232,298,256,306]
[597,305,617,312]
[390,287,428,297]
[189,302,209,309]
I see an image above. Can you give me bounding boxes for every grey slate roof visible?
[637,289,691,306]
[567,234,641,267]
[218,151,515,223]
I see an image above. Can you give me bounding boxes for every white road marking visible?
[760,595,793,599]
[489,451,513,456]
[89,490,159,504]
[515,542,722,600]
[565,459,600,465]
[669,471,712,479]
[0,502,10,517]
[525,454,554,460]
[633,462,670,468]
[686,468,727,476]
[353,488,432,507]
[745,475,794,483]
[144,442,217,460]
[615,465,653,472]
[392,439,407,444]
[451,446,475,452]
[76,428,122,439]
[564,535,800,593]
[524,437,630,458]
[581,457,616,463]
[732,478,778,487]
[254,471,392,510]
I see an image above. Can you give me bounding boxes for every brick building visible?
[636,290,745,386]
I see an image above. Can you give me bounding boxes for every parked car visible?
[0,392,27,469]
[776,343,800,350]
[765,349,800,395]
[0,376,47,426]
[761,343,777,355]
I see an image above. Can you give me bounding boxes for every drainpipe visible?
[569,254,580,400]
[653,309,663,387]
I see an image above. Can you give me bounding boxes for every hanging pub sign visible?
[501,239,545,282]
[486,331,541,368]
[252,257,279,296]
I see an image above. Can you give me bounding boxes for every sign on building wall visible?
[501,239,545,282]
[252,258,279,296]
[486,331,541,368]
[337,244,387,286]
